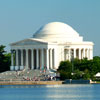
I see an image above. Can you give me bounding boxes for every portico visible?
[10,41,56,71]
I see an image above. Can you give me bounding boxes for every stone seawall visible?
[0,81,63,85]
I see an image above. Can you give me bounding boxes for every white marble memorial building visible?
[10,22,94,71]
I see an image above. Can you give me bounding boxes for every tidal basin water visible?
[0,84,100,100]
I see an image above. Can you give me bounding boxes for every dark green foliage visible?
[92,56,100,73]
[58,61,72,80]
[58,57,100,80]
[72,69,83,79]
[58,61,72,72]
[59,70,71,80]
[0,45,11,72]
[73,58,81,70]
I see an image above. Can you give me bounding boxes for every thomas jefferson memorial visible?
[10,22,94,71]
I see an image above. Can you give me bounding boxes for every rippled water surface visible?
[0,84,100,100]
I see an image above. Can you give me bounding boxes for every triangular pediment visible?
[10,38,48,46]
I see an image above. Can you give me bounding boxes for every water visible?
[0,84,100,100]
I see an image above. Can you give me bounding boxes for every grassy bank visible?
[96,81,100,83]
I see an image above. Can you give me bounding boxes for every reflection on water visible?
[0,84,100,100]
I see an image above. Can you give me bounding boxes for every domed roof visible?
[33,22,83,42]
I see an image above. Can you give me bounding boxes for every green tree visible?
[57,61,72,80]
[0,45,11,72]
[58,60,72,72]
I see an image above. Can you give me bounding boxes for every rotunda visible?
[33,22,82,42]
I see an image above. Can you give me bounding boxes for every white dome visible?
[33,22,83,42]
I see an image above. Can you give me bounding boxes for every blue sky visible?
[0,0,100,56]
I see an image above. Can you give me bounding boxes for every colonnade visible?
[10,47,93,71]
[64,48,93,60]
[10,48,55,71]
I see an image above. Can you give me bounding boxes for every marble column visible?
[21,49,23,66]
[83,48,85,58]
[90,49,93,59]
[36,49,39,69]
[74,48,76,58]
[64,49,66,60]
[16,49,18,66]
[53,49,55,69]
[68,49,71,60]
[31,49,34,69]
[65,49,67,60]
[79,49,81,59]
[88,49,90,59]
[20,49,23,70]
[50,49,52,69]
[87,49,89,59]
[46,49,49,70]
[41,49,44,69]
[26,49,28,69]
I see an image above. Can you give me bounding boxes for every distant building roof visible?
[95,72,100,77]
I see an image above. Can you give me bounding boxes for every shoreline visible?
[0,81,99,85]
[0,81,63,85]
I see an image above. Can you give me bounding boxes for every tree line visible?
[57,57,100,80]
